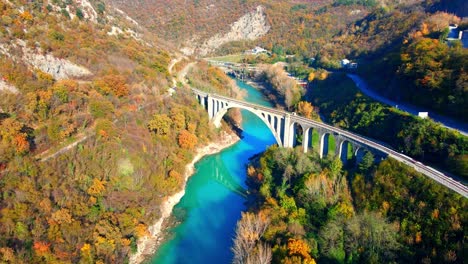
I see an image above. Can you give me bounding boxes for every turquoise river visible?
[150,80,276,263]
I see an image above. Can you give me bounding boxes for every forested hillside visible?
[0,0,235,262]
[113,0,466,121]
[107,0,253,45]
[353,9,468,122]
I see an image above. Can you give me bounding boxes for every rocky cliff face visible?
[0,40,92,80]
[182,6,270,56]
[22,48,93,80]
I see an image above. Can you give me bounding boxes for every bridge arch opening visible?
[355,147,371,166]
[212,105,283,147]
[288,122,305,148]
[320,132,336,158]
[310,129,320,151]
[339,140,354,164]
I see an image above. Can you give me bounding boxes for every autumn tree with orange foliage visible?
[287,238,314,262]
[33,241,51,257]
[87,178,107,196]
[296,101,320,121]
[95,74,129,97]
[177,130,197,150]
[0,118,30,158]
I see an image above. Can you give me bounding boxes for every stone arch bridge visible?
[192,88,468,198]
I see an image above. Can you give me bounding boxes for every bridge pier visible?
[302,127,311,153]
[288,122,296,148]
[207,95,214,120]
[335,136,345,161]
[282,114,293,148]
[274,116,283,147]
[318,130,327,159]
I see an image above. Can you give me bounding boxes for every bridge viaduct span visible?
[191,88,468,198]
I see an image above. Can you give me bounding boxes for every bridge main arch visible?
[211,104,284,148]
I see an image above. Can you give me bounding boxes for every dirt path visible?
[168,56,184,87]
[177,61,195,85]
[38,134,91,162]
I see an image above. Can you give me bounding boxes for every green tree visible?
[76,8,84,20]
[344,212,400,263]
[97,2,105,14]
[147,114,172,136]
[358,151,374,173]
[89,99,114,119]
[329,157,343,178]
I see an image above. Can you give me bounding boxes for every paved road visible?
[196,89,468,198]
[347,74,468,136]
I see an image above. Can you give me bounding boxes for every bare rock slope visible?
[0,40,92,80]
[182,6,270,56]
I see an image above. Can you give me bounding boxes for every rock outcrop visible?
[22,49,93,80]
[182,6,270,56]
[0,40,92,80]
[0,80,18,94]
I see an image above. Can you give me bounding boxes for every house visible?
[341,59,358,69]
[446,24,467,48]
[246,46,267,55]
[285,71,308,88]
[341,59,350,67]
[418,112,429,119]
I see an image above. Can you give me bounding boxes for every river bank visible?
[129,130,240,264]
[244,78,285,107]
[148,78,277,263]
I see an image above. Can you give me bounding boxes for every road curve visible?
[193,88,468,198]
[347,74,468,136]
